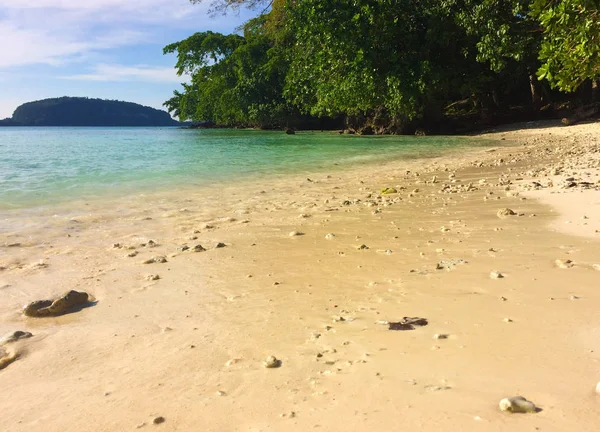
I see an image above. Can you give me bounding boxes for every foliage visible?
[532,0,600,91]
[164,0,600,132]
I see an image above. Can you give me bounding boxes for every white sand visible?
[1,120,600,431]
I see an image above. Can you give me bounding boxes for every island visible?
[0,97,179,127]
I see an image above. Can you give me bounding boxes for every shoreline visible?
[1,120,600,431]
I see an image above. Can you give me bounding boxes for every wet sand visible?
[1,120,600,431]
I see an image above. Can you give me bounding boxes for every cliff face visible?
[9,97,179,126]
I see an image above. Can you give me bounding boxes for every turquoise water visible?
[0,127,484,209]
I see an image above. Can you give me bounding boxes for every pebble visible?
[357,244,369,250]
[264,355,281,368]
[152,416,165,425]
[497,208,516,218]
[143,256,167,264]
[555,259,573,268]
[490,271,504,279]
[215,242,227,248]
[0,330,33,344]
[146,274,160,281]
[192,244,206,252]
[289,231,303,237]
[325,233,335,239]
[433,333,448,340]
[498,396,537,413]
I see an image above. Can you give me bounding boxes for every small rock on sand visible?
[499,396,537,413]
[264,355,281,368]
[23,290,90,317]
[1,330,33,344]
[152,416,165,425]
[325,233,335,239]
[433,333,448,340]
[555,259,573,269]
[289,231,303,237]
[143,256,167,264]
[490,271,504,279]
[0,347,18,370]
[497,208,516,218]
[146,274,160,281]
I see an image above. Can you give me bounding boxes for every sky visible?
[0,0,257,118]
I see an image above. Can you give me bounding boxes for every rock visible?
[555,259,573,269]
[146,274,160,281]
[215,242,227,248]
[388,317,428,331]
[357,244,369,250]
[499,396,537,413]
[0,330,33,344]
[264,356,281,368]
[490,271,504,279]
[433,333,448,340]
[143,256,167,264]
[284,128,295,135]
[325,233,335,239]
[192,245,206,252]
[152,416,165,425]
[0,347,18,370]
[23,290,90,317]
[497,208,516,218]
[289,231,303,237]
[381,187,398,195]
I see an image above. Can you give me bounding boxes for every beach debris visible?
[388,317,428,331]
[143,256,167,264]
[436,259,467,271]
[490,271,504,279]
[555,259,574,269]
[264,355,281,368]
[381,187,398,195]
[0,331,32,344]
[0,346,18,370]
[497,208,516,218]
[152,416,165,425]
[499,396,537,413]
[23,290,91,317]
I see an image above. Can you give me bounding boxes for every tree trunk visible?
[529,69,542,109]
[593,80,599,102]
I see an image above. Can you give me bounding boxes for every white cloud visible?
[61,64,187,83]
[0,0,241,69]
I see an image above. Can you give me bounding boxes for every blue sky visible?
[0,0,257,118]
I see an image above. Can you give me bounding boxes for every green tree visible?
[532,0,600,93]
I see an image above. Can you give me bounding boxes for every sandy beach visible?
[1,120,600,431]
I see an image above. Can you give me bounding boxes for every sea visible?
[0,127,488,211]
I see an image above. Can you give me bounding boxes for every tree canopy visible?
[164,0,600,133]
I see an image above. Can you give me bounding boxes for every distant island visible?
[0,97,179,127]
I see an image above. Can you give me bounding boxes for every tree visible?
[163,8,293,128]
[532,0,600,93]
[284,0,486,129]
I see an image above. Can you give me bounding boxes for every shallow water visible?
[0,127,486,210]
